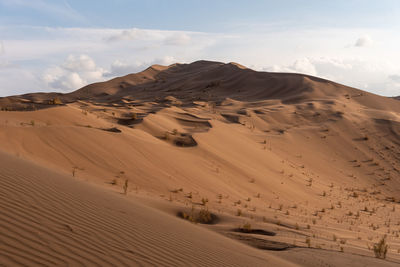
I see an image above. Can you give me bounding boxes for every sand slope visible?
[0,150,295,266]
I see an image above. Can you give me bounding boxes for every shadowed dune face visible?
[1,61,400,266]
[2,60,399,112]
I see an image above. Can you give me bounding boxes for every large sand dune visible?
[1,60,400,266]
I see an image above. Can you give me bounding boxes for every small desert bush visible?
[123,179,129,195]
[305,237,311,248]
[49,97,62,105]
[179,207,214,224]
[373,236,388,259]
[197,208,213,224]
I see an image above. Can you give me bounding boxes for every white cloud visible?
[48,72,85,91]
[0,41,4,55]
[265,58,317,76]
[105,60,145,77]
[164,33,191,46]
[355,35,373,47]
[43,54,105,91]
[264,56,400,96]
[63,54,97,72]
[389,74,400,82]
[292,58,317,76]
[105,56,176,77]
[0,26,399,97]
[105,28,161,42]
[151,56,176,66]
[0,67,43,95]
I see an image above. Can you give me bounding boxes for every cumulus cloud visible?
[263,57,400,96]
[265,58,317,76]
[43,54,105,91]
[42,54,178,92]
[105,60,145,77]
[355,35,373,47]
[151,56,176,66]
[63,54,97,72]
[104,56,176,77]
[0,25,399,97]
[46,71,85,91]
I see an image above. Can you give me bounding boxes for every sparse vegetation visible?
[373,236,388,259]
[305,237,311,248]
[179,207,215,224]
[72,166,78,177]
[236,209,242,216]
[201,197,209,206]
[123,179,129,195]
[49,97,62,105]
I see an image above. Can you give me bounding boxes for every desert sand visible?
[1,60,400,266]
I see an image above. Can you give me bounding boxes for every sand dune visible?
[0,150,295,266]
[1,60,400,266]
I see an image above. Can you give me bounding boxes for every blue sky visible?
[1,0,399,30]
[0,0,400,96]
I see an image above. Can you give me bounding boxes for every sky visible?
[0,0,400,97]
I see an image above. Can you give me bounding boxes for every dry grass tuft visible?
[374,236,388,259]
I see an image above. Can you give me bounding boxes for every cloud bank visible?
[0,26,399,97]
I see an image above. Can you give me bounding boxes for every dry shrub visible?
[374,236,388,259]
[49,97,62,105]
[179,207,215,224]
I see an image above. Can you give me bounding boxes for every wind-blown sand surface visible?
[1,60,400,266]
[0,150,294,266]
